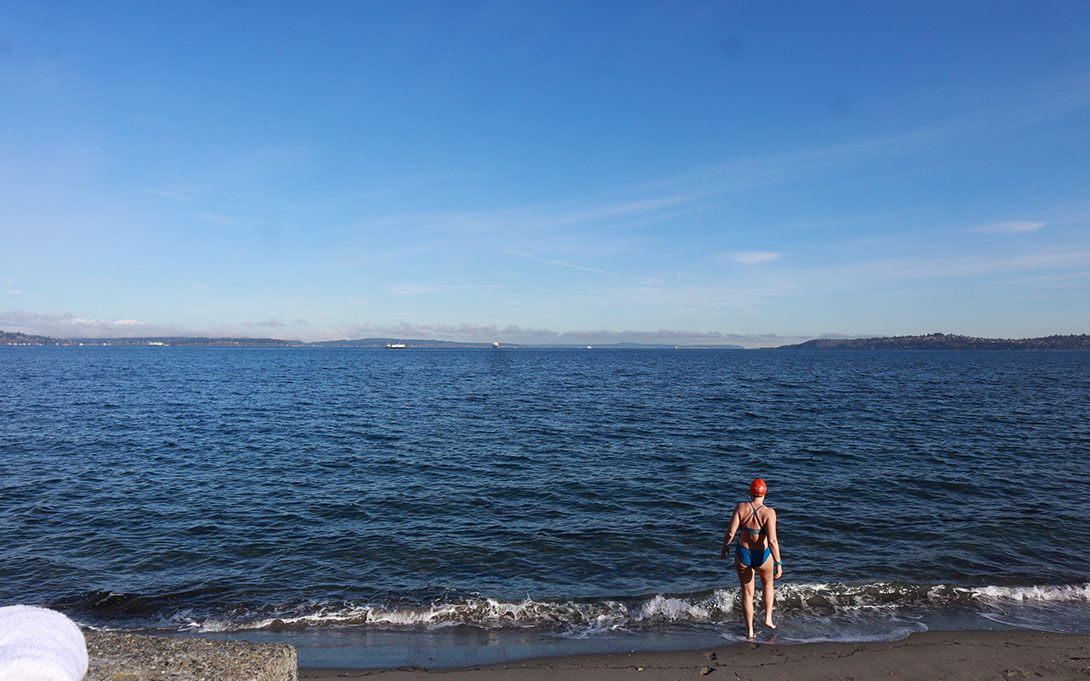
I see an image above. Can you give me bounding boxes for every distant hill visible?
[0,330,746,349]
[775,333,1090,350]
[528,342,744,349]
[310,338,510,348]
[0,331,64,346]
[0,331,305,347]
[8,329,1085,350]
[83,336,306,347]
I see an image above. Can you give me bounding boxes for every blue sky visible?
[2,1,1088,346]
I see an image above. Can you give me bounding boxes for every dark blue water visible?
[2,347,1089,666]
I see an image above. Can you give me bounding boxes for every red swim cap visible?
[750,478,767,496]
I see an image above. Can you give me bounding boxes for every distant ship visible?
[384,342,406,349]
[492,342,500,348]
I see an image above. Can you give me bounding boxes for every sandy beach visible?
[299,630,1090,681]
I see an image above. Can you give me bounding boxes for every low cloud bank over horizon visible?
[1,310,818,348]
[335,322,814,348]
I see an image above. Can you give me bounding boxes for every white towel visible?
[0,605,88,681]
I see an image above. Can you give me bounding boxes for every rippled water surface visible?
[2,347,1089,664]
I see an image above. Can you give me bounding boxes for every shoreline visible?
[297,630,1090,680]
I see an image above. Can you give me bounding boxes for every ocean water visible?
[2,347,1089,667]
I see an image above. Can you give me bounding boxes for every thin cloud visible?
[802,249,1090,289]
[644,72,1090,209]
[508,250,661,285]
[709,251,784,265]
[734,251,783,265]
[559,194,700,224]
[148,188,194,202]
[246,318,287,328]
[971,221,1046,234]
[0,310,300,340]
[194,213,237,225]
[343,190,699,248]
[333,321,803,348]
[0,310,155,337]
[603,277,797,312]
[1,310,822,348]
[508,249,623,278]
[389,284,502,296]
[390,285,451,296]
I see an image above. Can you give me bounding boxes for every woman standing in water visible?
[720,478,782,639]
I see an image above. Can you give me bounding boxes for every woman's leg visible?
[756,558,776,629]
[735,558,756,639]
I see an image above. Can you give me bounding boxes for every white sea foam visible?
[637,594,710,621]
[963,583,1090,603]
[167,582,1090,635]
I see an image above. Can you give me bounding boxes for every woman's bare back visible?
[735,501,774,549]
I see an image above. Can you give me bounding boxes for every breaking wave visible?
[70,581,1090,635]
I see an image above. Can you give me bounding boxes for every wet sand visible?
[299,630,1090,681]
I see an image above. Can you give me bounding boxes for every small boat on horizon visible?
[385,342,407,349]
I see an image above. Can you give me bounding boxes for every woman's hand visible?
[775,563,783,579]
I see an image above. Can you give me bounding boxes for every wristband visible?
[774,561,782,566]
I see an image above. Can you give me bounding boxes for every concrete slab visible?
[84,631,297,681]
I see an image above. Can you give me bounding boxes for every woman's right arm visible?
[767,509,782,578]
[720,506,740,558]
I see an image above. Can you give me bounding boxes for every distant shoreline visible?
[2,330,1088,350]
[772,332,1090,351]
[0,332,742,350]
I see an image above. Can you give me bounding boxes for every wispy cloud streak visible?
[709,251,784,265]
[507,250,624,277]
[801,250,1090,289]
[507,250,661,285]
[971,221,1046,234]
[148,188,195,202]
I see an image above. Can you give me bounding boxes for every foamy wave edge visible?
[965,583,1090,603]
[170,582,1090,633]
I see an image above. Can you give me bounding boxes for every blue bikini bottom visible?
[735,545,772,568]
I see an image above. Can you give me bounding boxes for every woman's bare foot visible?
[764,619,776,630]
[747,628,756,640]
